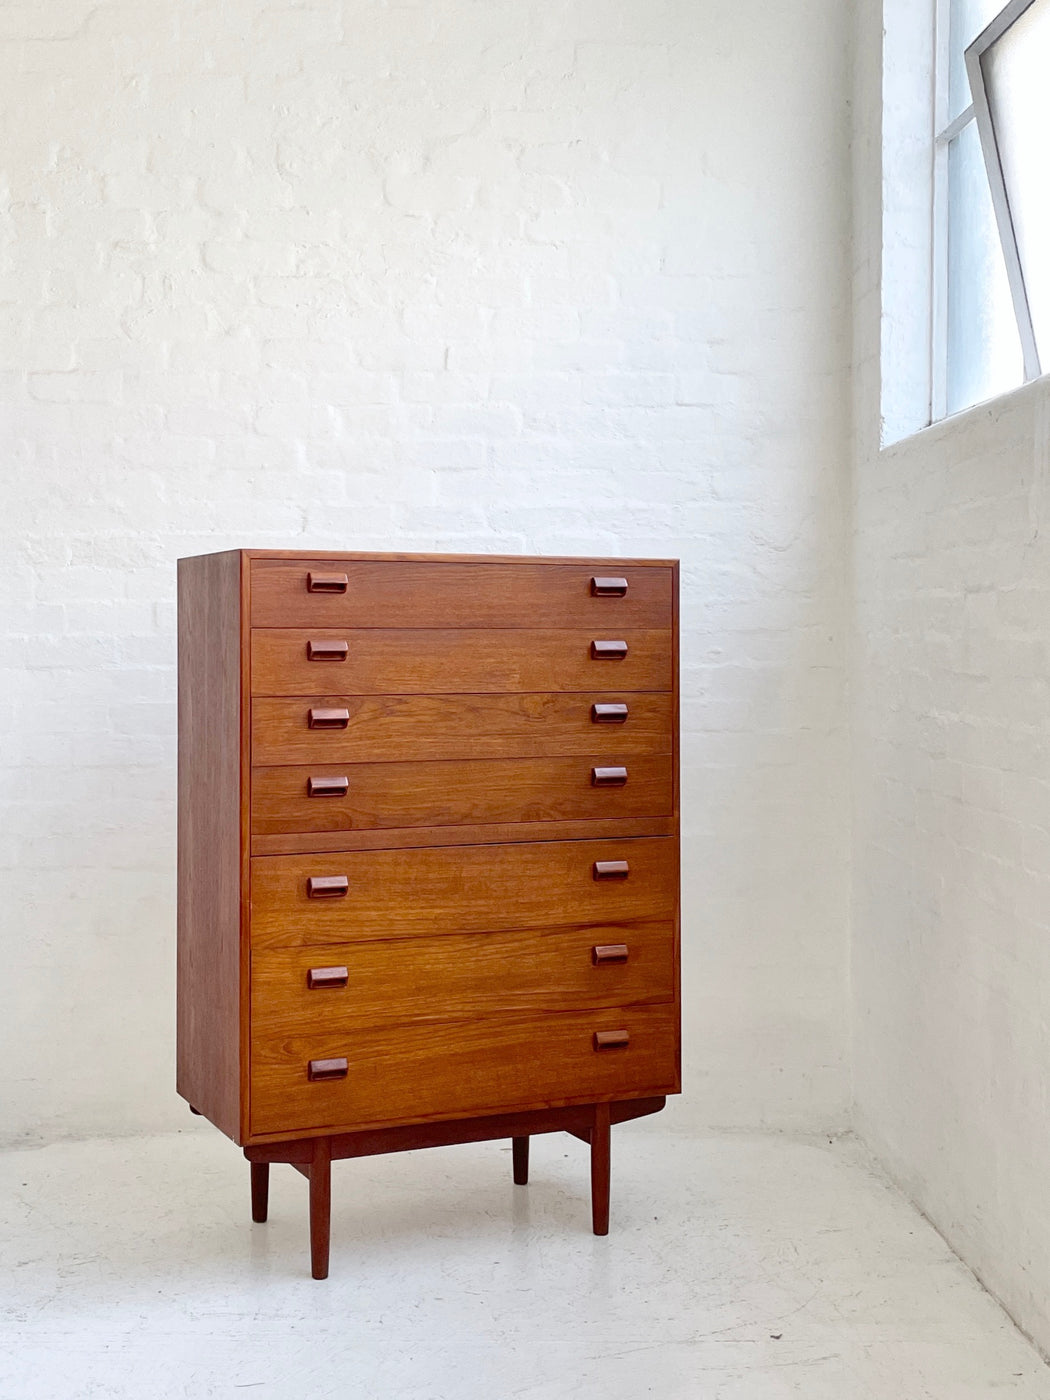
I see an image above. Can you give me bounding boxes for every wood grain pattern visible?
[249,1003,679,1136]
[309,1136,331,1279]
[251,921,675,1033]
[244,1096,668,1154]
[251,754,673,835]
[249,836,676,948]
[251,559,672,630]
[250,815,674,856]
[179,548,681,1267]
[251,692,674,766]
[176,549,243,1141]
[246,549,677,567]
[251,628,672,696]
[670,560,682,1093]
[238,552,253,1142]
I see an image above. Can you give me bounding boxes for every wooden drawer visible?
[251,921,675,1034]
[251,628,672,696]
[250,837,676,949]
[250,1002,679,1136]
[251,692,674,766]
[251,754,673,835]
[250,558,673,630]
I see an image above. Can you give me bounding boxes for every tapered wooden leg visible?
[309,1137,332,1280]
[250,1162,270,1223]
[512,1136,529,1185]
[590,1103,611,1236]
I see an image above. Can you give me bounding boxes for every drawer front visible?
[252,921,675,1034]
[251,754,673,835]
[250,1003,679,1135]
[250,837,677,949]
[250,559,672,630]
[251,629,672,696]
[251,692,674,766]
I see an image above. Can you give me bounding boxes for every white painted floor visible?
[1,1126,1047,1400]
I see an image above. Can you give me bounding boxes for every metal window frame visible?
[965,0,1044,381]
[931,0,980,421]
[931,0,951,422]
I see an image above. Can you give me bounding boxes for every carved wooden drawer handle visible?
[591,766,628,787]
[591,639,628,660]
[307,572,348,593]
[593,859,629,880]
[308,707,351,729]
[591,576,628,597]
[592,944,629,964]
[308,775,349,797]
[594,1030,630,1051]
[307,965,349,989]
[308,1057,348,1081]
[307,875,349,898]
[307,639,349,661]
[591,702,628,723]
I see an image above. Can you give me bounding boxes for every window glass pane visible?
[946,120,1024,414]
[983,0,1050,367]
[950,0,1005,119]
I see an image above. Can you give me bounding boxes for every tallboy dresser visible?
[177,550,680,1278]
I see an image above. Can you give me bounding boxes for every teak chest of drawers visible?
[177,550,680,1277]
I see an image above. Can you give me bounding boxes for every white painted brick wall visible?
[853,0,1050,1356]
[0,0,852,1145]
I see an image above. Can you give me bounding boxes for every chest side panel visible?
[177,550,246,1142]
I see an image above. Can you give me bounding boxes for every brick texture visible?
[0,0,852,1143]
[853,0,1050,1356]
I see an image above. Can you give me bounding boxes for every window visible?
[932,0,1049,420]
[967,0,1050,377]
[879,0,1046,441]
